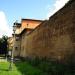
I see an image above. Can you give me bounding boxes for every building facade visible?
[8,37,13,51]
[13,19,43,56]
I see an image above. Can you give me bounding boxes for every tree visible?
[0,35,8,57]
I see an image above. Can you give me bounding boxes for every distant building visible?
[8,37,13,51]
[13,19,43,56]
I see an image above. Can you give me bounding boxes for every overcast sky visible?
[0,0,69,37]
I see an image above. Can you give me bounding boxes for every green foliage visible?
[22,57,75,75]
[0,35,8,55]
[15,61,47,75]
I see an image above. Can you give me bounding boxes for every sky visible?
[0,0,69,37]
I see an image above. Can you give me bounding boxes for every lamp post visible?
[9,23,16,70]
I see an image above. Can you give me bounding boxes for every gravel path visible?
[0,57,7,62]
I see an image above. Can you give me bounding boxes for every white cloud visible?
[0,11,12,37]
[47,0,69,19]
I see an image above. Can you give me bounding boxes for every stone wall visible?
[20,0,75,61]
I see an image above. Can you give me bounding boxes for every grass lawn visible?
[0,59,74,75]
[0,62,21,75]
[0,61,46,75]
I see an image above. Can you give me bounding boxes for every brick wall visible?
[20,0,75,61]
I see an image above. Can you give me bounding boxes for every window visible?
[15,47,18,50]
[27,23,29,27]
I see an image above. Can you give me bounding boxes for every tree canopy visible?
[0,35,8,55]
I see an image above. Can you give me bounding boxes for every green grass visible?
[15,61,47,75]
[0,59,75,75]
[0,62,21,75]
[0,61,46,75]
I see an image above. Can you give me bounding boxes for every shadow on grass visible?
[14,61,47,75]
[0,68,9,71]
[0,61,10,72]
